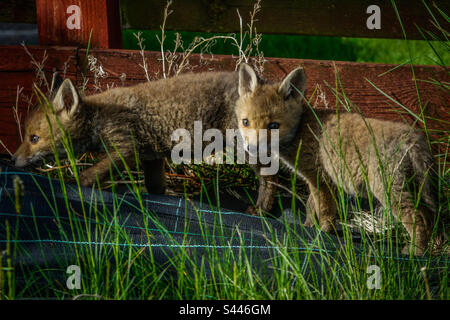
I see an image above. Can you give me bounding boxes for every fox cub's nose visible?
[11,155,16,163]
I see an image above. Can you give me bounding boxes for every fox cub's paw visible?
[78,170,98,187]
[303,214,316,228]
[245,206,263,216]
[430,233,449,256]
[320,220,338,234]
[402,233,448,256]
[401,244,425,256]
[245,206,274,217]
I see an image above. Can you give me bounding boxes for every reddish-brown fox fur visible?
[13,71,243,193]
[235,63,446,255]
[12,65,446,254]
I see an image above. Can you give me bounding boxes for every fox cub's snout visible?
[13,73,83,168]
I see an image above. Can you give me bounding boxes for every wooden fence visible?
[0,0,448,154]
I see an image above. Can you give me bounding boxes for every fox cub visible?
[12,71,244,193]
[235,63,445,255]
[12,70,276,212]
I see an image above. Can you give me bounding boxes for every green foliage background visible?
[122,30,449,66]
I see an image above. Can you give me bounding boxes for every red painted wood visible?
[0,46,448,156]
[79,48,449,129]
[35,0,122,48]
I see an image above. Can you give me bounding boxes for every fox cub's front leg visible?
[246,165,278,216]
[78,151,133,187]
[142,158,166,194]
[78,156,114,187]
[304,181,337,233]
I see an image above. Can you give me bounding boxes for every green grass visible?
[1,0,449,301]
[2,137,449,300]
[1,62,448,299]
[123,30,449,66]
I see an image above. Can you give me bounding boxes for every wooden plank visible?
[66,47,450,160]
[0,46,78,154]
[36,0,122,48]
[2,0,448,40]
[0,0,36,24]
[121,0,449,40]
[80,48,449,127]
[0,46,448,155]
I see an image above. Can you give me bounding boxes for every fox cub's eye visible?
[30,135,40,144]
[242,119,249,127]
[268,122,279,130]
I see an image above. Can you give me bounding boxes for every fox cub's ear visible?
[52,78,80,116]
[49,72,64,99]
[278,67,306,100]
[238,63,259,96]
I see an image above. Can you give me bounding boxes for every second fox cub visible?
[236,64,445,255]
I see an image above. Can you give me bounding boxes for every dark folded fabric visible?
[0,160,446,296]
